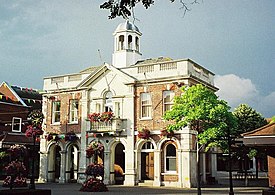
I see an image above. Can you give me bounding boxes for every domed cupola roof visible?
[115,20,141,34]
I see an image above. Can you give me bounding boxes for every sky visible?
[0,0,274,117]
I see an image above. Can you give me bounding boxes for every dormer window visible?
[12,117,22,132]
[118,35,125,50]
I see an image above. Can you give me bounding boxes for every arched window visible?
[104,91,113,112]
[165,144,176,172]
[135,37,139,52]
[128,35,133,49]
[118,35,124,50]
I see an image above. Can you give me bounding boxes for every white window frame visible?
[12,117,22,132]
[164,144,177,173]
[104,91,113,112]
[69,99,79,124]
[52,101,61,124]
[140,93,152,119]
[163,90,174,113]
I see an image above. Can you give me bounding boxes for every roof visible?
[0,132,38,147]
[134,57,173,66]
[115,20,140,34]
[11,86,42,109]
[0,81,42,110]
[242,122,275,137]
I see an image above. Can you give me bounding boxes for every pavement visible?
[0,172,271,195]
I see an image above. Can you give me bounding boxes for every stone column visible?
[103,150,110,184]
[38,137,48,183]
[124,149,135,186]
[59,150,67,183]
[153,150,161,186]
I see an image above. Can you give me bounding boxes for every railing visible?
[89,118,125,133]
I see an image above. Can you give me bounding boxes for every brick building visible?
[39,20,218,187]
[0,81,42,177]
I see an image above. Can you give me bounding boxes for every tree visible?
[164,84,237,195]
[100,0,200,19]
[232,104,267,184]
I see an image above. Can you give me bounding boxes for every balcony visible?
[89,118,125,133]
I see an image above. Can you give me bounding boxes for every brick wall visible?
[268,155,275,187]
[134,83,182,131]
[45,92,82,134]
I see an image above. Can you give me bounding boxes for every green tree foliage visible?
[164,84,237,151]
[233,104,267,135]
[100,0,198,19]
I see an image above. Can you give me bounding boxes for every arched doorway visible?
[114,143,125,184]
[48,144,61,182]
[141,142,154,180]
[66,144,79,182]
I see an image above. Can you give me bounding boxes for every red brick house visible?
[0,81,42,177]
[242,120,275,187]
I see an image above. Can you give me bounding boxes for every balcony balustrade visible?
[89,118,125,133]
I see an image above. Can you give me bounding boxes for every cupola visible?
[112,20,142,68]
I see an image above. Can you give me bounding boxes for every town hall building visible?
[39,20,218,188]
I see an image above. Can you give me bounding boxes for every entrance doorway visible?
[114,143,125,184]
[141,142,154,180]
[54,146,61,181]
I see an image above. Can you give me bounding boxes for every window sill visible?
[68,122,78,125]
[139,118,152,121]
[161,172,177,175]
[51,122,60,126]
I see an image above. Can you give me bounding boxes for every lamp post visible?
[228,134,234,195]
[29,133,36,190]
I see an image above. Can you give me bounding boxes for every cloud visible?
[214,74,274,118]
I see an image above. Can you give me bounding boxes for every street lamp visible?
[228,134,234,195]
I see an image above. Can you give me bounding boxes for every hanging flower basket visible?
[86,142,104,158]
[4,160,27,176]
[65,132,77,142]
[8,145,27,159]
[138,128,151,139]
[45,133,60,142]
[160,129,174,138]
[25,125,43,138]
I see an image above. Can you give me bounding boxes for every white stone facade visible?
[39,20,218,188]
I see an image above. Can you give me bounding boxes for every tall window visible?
[163,90,175,113]
[135,37,139,52]
[69,100,79,123]
[114,102,121,118]
[12,117,22,132]
[52,101,61,124]
[165,144,176,172]
[141,93,152,119]
[104,91,113,112]
[128,35,133,49]
[95,103,101,113]
[118,35,124,50]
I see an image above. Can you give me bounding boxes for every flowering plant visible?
[138,127,151,139]
[8,145,27,159]
[85,163,104,177]
[5,160,26,176]
[160,128,174,138]
[2,176,27,188]
[86,142,104,158]
[80,178,108,192]
[88,113,101,122]
[45,133,60,141]
[100,112,114,122]
[88,112,114,122]
[25,125,43,137]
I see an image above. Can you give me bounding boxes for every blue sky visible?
[0,0,274,117]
